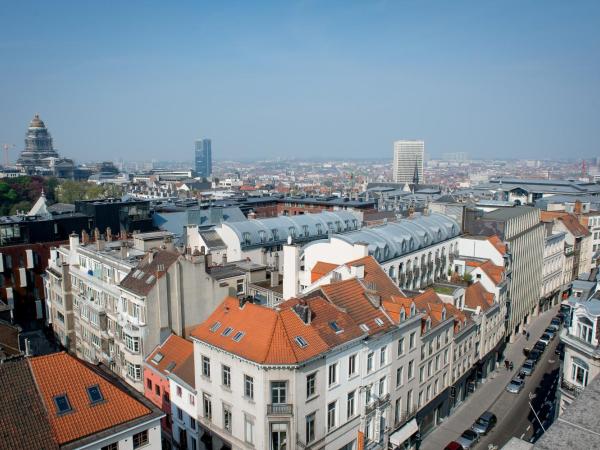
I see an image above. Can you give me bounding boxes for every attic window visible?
[87,385,104,404]
[295,336,308,348]
[133,269,143,279]
[441,309,447,321]
[151,352,164,364]
[375,318,384,327]
[400,310,406,321]
[232,331,245,342]
[145,275,156,284]
[209,321,222,332]
[165,361,176,372]
[329,321,343,333]
[221,327,234,337]
[53,394,72,415]
[360,323,370,332]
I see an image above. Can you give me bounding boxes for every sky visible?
[1,1,599,162]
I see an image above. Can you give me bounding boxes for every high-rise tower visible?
[392,140,424,184]
[194,139,212,178]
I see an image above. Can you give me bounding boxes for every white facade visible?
[392,140,424,184]
[542,232,566,300]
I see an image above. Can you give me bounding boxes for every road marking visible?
[526,425,531,431]
[521,433,526,439]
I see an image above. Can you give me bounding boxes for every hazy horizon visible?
[1,1,599,163]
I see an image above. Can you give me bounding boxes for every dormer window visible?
[441,308,447,321]
[400,309,406,321]
[258,230,266,243]
[53,394,72,415]
[410,303,416,317]
[272,229,279,241]
[242,232,251,246]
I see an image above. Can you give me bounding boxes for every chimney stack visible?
[106,227,113,241]
[293,301,312,324]
[120,242,128,259]
[69,232,79,251]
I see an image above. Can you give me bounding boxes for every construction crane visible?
[2,143,16,166]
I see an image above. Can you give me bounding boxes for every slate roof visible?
[199,229,227,249]
[120,250,180,296]
[0,358,58,450]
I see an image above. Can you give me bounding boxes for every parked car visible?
[506,378,525,394]
[520,359,536,376]
[471,411,498,435]
[534,340,547,352]
[556,312,566,323]
[529,348,542,362]
[549,318,560,331]
[456,429,480,449]
[444,442,465,450]
[539,333,552,345]
[544,327,556,338]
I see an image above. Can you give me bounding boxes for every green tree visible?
[9,200,32,215]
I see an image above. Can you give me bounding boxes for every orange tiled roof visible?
[541,211,590,237]
[191,296,363,365]
[311,261,338,282]
[411,289,469,334]
[146,334,193,377]
[346,256,406,301]
[480,260,504,284]
[319,278,395,334]
[487,235,507,255]
[28,352,152,445]
[464,282,495,311]
[382,295,414,323]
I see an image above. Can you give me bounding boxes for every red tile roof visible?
[146,334,193,377]
[311,261,338,282]
[487,235,507,255]
[540,211,591,237]
[29,352,152,445]
[346,256,406,301]
[465,259,504,285]
[464,282,495,311]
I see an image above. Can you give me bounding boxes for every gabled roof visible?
[319,278,395,335]
[0,358,58,450]
[311,261,338,283]
[29,352,152,445]
[464,282,495,311]
[120,250,180,296]
[466,258,504,285]
[191,296,363,365]
[145,334,193,377]
[540,211,591,238]
[487,235,507,255]
[171,354,195,389]
[346,255,406,301]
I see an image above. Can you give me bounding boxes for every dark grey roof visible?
[482,206,538,221]
[534,373,600,449]
[207,265,246,280]
[199,230,226,250]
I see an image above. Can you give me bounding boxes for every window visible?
[295,336,308,348]
[435,355,440,371]
[347,390,356,418]
[203,394,212,420]
[444,348,449,364]
[375,317,384,327]
[176,386,182,397]
[221,327,233,337]
[232,331,245,342]
[101,443,118,450]
[426,385,431,401]
[244,375,254,399]
[397,337,405,357]
[53,394,72,414]
[223,406,232,433]
[306,412,316,443]
[271,423,287,450]
[177,406,183,421]
[577,317,594,343]
[271,381,287,404]
[394,398,402,424]
[409,332,416,350]
[419,366,425,382]
[190,417,196,430]
[328,363,338,386]
[86,385,104,404]
[367,352,374,372]
[306,372,316,398]
[572,358,589,387]
[222,365,231,388]
[127,362,141,381]
[132,430,149,449]
[244,414,254,444]
[396,366,404,387]
[378,377,386,396]
[146,378,153,390]
[155,384,160,396]
[407,390,413,411]
[327,401,337,430]
[380,346,387,365]
[191,437,197,450]
[189,393,195,406]
[427,360,433,377]
[202,356,211,378]
[209,321,221,332]
[408,360,414,379]
[348,354,357,376]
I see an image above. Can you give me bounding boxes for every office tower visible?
[393,140,424,184]
[194,138,212,178]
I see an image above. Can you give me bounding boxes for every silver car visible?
[520,359,535,376]
[456,429,480,449]
[506,378,524,394]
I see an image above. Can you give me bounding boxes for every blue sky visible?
[1,1,599,162]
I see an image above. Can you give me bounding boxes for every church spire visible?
[412,160,420,186]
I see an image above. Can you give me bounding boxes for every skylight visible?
[209,321,222,332]
[53,394,72,415]
[295,336,308,348]
[87,385,104,404]
[166,361,176,372]
[151,352,164,364]
[145,274,156,284]
[329,321,343,333]
[232,331,245,342]
[221,327,234,337]
[360,323,370,332]
[375,318,384,327]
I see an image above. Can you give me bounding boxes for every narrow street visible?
[477,337,560,449]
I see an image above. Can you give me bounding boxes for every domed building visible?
[16,114,74,178]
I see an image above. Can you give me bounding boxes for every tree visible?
[9,200,32,215]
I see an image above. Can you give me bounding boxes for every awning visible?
[389,418,419,446]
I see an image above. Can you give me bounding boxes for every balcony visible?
[560,377,583,398]
[267,403,293,416]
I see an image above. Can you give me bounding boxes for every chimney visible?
[205,252,213,270]
[350,264,365,279]
[93,227,101,242]
[120,242,128,259]
[248,210,257,220]
[222,252,228,264]
[96,237,106,251]
[293,301,312,324]
[106,227,113,241]
[283,243,300,300]
[81,230,90,245]
[575,200,582,215]
[69,232,79,250]
[24,338,31,356]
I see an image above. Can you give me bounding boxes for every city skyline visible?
[1,2,599,163]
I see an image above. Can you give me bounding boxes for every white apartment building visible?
[541,230,566,311]
[392,140,424,184]
[45,231,231,392]
[559,296,600,413]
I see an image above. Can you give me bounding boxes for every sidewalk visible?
[420,306,558,450]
